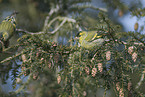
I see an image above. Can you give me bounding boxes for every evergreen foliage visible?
[0,0,145,97]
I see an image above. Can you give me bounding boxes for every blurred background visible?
[0,0,145,96]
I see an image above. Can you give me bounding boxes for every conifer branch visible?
[0,49,30,64]
[71,3,107,12]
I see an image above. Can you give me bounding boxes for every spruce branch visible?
[132,34,145,45]
[15,73,33,94]
[0,49,30,64]
[71,3,107,12]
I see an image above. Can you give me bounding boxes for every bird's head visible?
[2,11,19,27]
[3,16,16,27]
[78,31,87,43]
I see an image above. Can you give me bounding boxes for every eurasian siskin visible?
[0,15,16,41]
[79,31,104,50]
[0,11,18,49]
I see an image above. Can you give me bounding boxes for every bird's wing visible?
[81,38,104,49]
[84,31,98,42]
[0,22,15,38]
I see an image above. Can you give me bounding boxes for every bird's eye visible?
[9,19,12,22]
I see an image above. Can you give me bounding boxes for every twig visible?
[44,5,59,29]
[17,17,82,35]
[47,17,60,28]
[3,44,20,52]
[16,29,44,35]
[0,40,5,51]
[0,49,29,64]
[135,70,145,89]
[50,18,67,34]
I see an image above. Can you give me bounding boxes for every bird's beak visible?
[76,31,81,37]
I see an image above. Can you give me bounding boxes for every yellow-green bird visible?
[79,31,105,50]
[0,12,18,50]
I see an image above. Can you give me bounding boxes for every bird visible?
[0,11,18,50]
[79,31,105,50]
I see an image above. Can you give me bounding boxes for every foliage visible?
[0,0,145,97]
